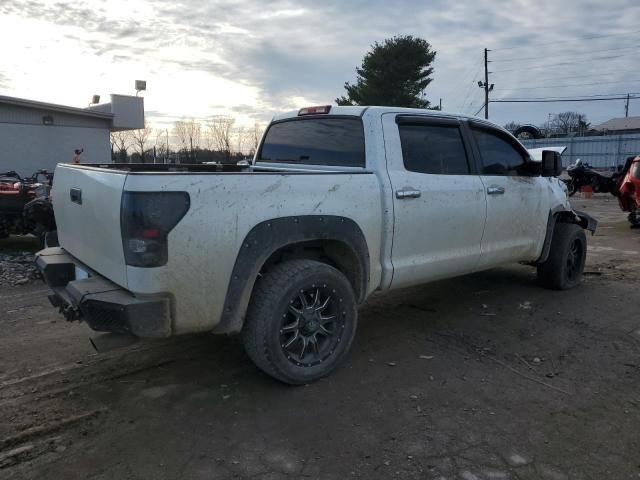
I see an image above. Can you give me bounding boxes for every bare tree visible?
[130,122,154,161]
[110,131,131,162]
[233,126,248,155]
[173,119,201,161]
[503,121,521,133]
[207,116,235,160]
[155,128,169,163]
[173,120,189,152]
[550,112,590,135]
[250,121,264,156]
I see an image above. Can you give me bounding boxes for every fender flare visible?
[537,207,598,264]
[213,215,370,334]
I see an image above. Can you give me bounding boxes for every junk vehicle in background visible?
[0,169,57,246]
[565,156,640,226]
[35,106,596,384]
[613,155,640,226]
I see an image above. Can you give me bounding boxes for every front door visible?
[383,114,487,289]
[469,125,548,268]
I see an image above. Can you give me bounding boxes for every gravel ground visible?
[0,236,40,287]
[0,195,639,480]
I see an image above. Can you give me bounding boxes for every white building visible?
[0,94,144,176]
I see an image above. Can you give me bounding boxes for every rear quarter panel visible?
[123,172,383,334]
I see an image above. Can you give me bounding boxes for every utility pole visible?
[484,48,489,119]
[439,98,442,111]
[478,48,494,119]
[625,93,630,117]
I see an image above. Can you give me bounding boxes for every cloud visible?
[0,71,9,89]
[2,0,640,127]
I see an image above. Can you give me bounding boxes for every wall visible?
[0,123,110,176]
[520,133,640,169]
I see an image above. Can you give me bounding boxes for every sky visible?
[1,0,640,132]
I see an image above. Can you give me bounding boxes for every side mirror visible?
[542,150,563,177]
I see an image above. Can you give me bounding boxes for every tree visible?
[503,121,521,133]
[130,122,153,161]
[207,116,235,160]
[155,128,169,163]
[173,119,201,161]
[233,125,247,156]
[250,121,264,156]
[336,35,436,108]
[549,112,590,135]
[110,131,130,162]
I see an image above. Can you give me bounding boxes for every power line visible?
[463,89,483,115]
[491,95,640,104]
[491,28,640,52]
[492,68,640,82]
[495,91,640,100]
[501,79,640,92]
[457,61,484,112]
[491,44,640,63]
[492,53,634,73]
[443,57,483,102]
[473,103,486,116]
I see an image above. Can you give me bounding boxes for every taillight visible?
[120,191,190,267]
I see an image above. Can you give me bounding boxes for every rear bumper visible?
[36,247,172,338]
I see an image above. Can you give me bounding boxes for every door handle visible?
[487,186,505,195]
[396,188,421,199]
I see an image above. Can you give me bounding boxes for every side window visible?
[472,128,527,175]
[398,123,470,175]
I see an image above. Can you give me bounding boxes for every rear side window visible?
[472,128,527,175]
[258,117,365,167]
[398,123,470,175]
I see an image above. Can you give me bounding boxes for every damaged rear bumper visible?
[36,247,172,338]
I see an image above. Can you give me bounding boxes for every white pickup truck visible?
[36,105,596,384]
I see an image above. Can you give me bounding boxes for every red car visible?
[616,155,640,226]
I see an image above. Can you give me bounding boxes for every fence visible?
[520,133,640,169]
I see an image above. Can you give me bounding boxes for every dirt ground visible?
[1,195,639,480]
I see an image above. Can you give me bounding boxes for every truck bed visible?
[51,162,383,334]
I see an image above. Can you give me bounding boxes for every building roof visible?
[593,116,640,131]
[0,94,113,120]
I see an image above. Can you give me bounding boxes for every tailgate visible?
[52,164,128,287]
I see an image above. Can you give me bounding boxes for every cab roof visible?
[271,105,508,135]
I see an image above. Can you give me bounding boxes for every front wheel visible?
[242,259,358,384]
[537,223,587,290]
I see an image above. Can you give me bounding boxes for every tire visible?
[513,125,542,140]
[242,259,357,384]
[537,223,587,290]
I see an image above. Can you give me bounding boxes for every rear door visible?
[468,124,548,268]
[52,164,128,287]
[383,114,487,288]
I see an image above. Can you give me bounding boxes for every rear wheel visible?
[242,259,357,384]
[537,223,586,290]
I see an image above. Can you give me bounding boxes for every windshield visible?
[258,117,365,167]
